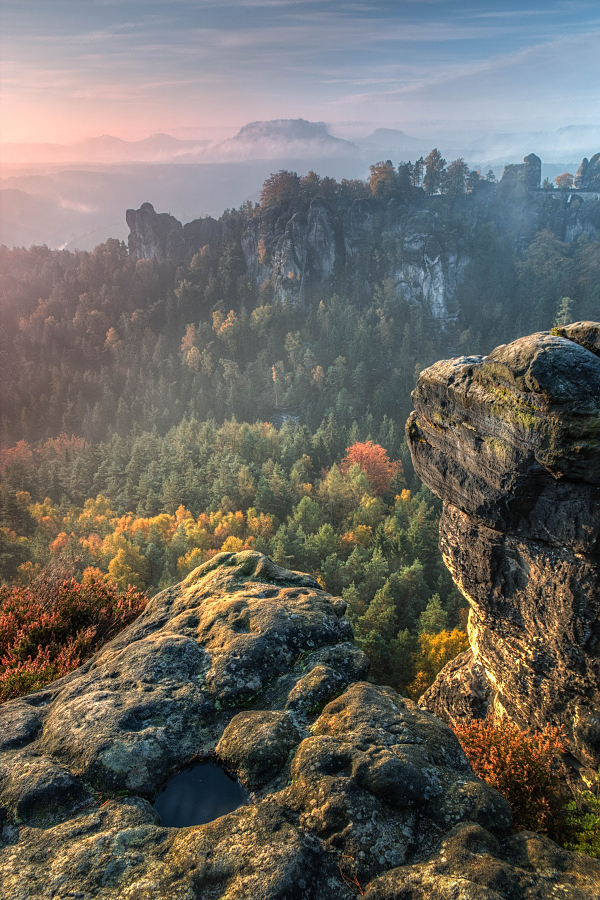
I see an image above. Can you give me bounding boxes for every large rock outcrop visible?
[241,198,470,318]
[407,323,600,779]
[575,153,600,192]
[126,153,600,318]
[499,153,542,192]
[126,202,185,262]
[2,550,598,898]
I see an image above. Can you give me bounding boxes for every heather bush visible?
[0,566,148,702]
[454,719,569,840]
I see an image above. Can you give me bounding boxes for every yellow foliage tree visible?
[176,547,210,578]
[408,628,469,699]
[107,545,151,591]
[220,535,250,553]
[76,495,116,536]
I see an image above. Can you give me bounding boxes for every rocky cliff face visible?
[126,202,185,263]
[406,323,600,780]
[126,202,224,262]
[498,153,542,192]
[241,198,470,319]
[575,153,600,191]
[126,152,599,320]
[2,550,598,898]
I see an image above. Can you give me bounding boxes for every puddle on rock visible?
[153,761,249,827]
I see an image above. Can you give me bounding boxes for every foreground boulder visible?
[1,551,598,898]
[406,323,600,780]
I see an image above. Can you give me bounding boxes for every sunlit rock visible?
[407,323,600,778]
[2,550,598,897]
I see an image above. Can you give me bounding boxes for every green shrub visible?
[563,788,600,857]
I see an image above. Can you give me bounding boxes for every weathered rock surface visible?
[575,153,600,191]
[126,202,185,262]
[407,324,600,778]
[2,550,597,898]
[240,197,470,318]
[363,823,600,899]
[499,153,542,192]
[126,156,600,318]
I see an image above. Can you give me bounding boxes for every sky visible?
[1,0,600,145]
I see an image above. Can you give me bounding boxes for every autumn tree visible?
[369,161,398,198]
[555,173,574,190]
[260,170,301,207]
[408,628,469,698]
[340,441,402,496]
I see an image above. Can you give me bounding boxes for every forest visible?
[1,157,600,701]
[3,157,600,855]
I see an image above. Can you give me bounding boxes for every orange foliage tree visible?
[340,441,402,496]
[554,173,574,190]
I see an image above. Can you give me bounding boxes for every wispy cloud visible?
[334,29,600,130]
[2,0,600,143]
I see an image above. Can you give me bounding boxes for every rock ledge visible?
[1,551,598,898]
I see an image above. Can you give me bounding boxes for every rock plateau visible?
[407,323,600,781]
[1,551,599,898]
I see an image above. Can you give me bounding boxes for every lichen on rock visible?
[407,323,600,780]
[1,550,599,898]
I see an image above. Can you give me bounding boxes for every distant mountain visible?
[1,121,355,166]
[209,119,356,160]
[2,116,599,250]
[4,119,600,169]
[357,128,427,149]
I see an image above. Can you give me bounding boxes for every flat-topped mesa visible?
[406,323,600,777]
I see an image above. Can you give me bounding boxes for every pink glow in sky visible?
[2,1,600,146]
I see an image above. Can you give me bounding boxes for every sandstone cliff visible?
[575,154,600,192]
[126,152,600,322]
[126,202,185,263]
[406,323,600,781]
[240,196,474,318]
[2,550,598,898]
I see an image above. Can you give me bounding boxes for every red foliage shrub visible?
[340,441,402,495]
[454,718,569,839]
[0,568,148,702]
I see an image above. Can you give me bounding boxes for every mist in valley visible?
[3,118,599,250]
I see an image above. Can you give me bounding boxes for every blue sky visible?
[1,0,599,143]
